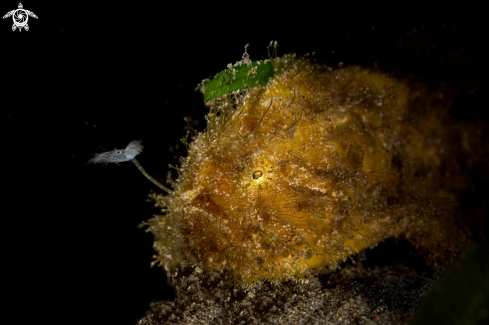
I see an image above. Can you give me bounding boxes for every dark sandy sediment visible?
[137,258,434,324]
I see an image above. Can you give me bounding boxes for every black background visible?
[2,2,486,324]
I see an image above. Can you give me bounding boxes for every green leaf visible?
[202,61,274,102]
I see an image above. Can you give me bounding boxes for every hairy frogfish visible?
[141,54,486,288]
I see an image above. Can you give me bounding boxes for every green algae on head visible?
[141,53,480,289]
[196,42,276,102]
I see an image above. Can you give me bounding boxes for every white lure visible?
[88,140,144,165]
[88,140,172,194]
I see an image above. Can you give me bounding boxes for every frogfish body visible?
[142,55,484,288]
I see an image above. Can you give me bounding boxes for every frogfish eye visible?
[116,150,122,154]
[252,170,263,180]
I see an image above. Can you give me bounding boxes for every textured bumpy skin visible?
[142,55,483,288]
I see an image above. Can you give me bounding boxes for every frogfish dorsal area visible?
[142,54,485,288]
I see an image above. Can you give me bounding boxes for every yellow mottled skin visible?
[143,55,480,288]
